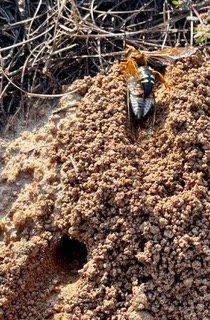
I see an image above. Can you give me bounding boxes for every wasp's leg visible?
[118,61,127,69]
[118,61,126,76]
[151,69,170,89]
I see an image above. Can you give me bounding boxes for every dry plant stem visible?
[51,0,67,53]
[190,9,194,46]
[0,26,55,53]
[27,0,44,37]
[90,0,97,26]
[4,103,25,132]
[1,66,78,98]
[69,154,78,176]
[190,4,204,25]
[52,43,77,56]
[21,42,43,86]
[162,0,170,48]
[182,18,189,44]
[97,39,104,71]
[70,0,83,33]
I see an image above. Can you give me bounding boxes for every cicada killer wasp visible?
[119,53,169,131]
[119,44,196,130]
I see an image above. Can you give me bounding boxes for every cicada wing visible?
[151,93,156,128]
[127,86,134,132]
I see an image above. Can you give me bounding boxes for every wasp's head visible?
[124,45,136,59]
[124,45,143,60]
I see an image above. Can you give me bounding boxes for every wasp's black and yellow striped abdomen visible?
[138,66,155,98]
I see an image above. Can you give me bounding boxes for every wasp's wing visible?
[143,47,197,67]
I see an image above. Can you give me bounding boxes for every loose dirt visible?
[0,53,209,320]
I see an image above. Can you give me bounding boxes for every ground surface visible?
[0,53,210,320]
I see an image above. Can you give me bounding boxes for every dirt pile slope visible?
[0,55,209,320]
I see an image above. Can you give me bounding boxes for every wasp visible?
[119,44,197,130]
[119,54,168,130]
[123,44,197,67]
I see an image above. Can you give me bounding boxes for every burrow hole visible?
[54,235,88,274]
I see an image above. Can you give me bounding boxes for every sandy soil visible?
[0,52,209,320]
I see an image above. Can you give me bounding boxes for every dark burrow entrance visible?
[54,235,88,274]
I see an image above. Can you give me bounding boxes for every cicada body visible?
[127,66,155,130]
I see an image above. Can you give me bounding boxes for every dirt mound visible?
[0,54,209,320]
